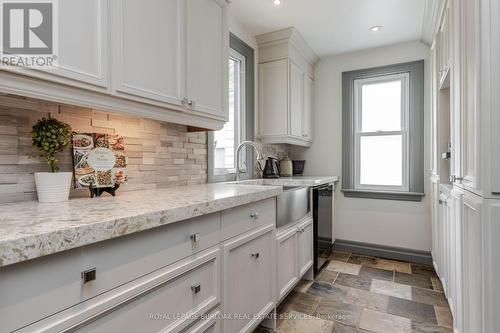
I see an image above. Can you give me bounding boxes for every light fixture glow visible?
[272,0,282,6]
[369,25,383,32]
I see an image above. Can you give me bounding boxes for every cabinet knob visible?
[450,175,464,183]
[250,212,259,220]
[81,268,96,284]
[191,283,201,294]
[190,233,201,243]
[188,100,195,107]
[251,252,260,259]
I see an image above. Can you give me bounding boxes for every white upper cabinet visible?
[256,28,319,147]
[185,0,227,118]
[2,0,109,92]
[110,0,183,107]
[289,61,304,138]
[0,0,228,130]
[302,74,314,140]
[258,59,289,137]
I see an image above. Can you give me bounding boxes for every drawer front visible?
[183,309,221,333]
[223,224,275,333]
[18,247,221,333]
[0,213,220,333]
[221,198,276,240]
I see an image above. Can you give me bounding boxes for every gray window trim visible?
[208,33,255,183]
[342,60,425,201]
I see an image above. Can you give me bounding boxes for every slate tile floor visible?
[254,250,453,333]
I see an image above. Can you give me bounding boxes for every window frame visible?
[208,33,255,183]
[353,73,410,192]
[342,60,425,201]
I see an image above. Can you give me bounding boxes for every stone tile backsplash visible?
[0,94,207,203]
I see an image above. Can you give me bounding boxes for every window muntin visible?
[354,73,410,192]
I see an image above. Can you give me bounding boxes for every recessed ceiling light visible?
[369,25,383,32]
[272,0,282,6]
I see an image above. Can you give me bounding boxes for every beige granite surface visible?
[0,183,282,268]
[229,175,339,187]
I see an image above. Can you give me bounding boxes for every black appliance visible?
[260,157,280,178]
[313,184,334,274]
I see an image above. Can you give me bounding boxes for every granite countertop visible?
[229,175,339,187]
[0,183,282,268]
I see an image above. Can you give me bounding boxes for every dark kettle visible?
[259,157,280,178]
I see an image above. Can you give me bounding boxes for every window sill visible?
[342,189,424,202]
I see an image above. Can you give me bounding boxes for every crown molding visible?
[421,0,447,45]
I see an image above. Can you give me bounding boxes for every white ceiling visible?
[228,0,427,57]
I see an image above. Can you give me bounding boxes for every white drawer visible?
[182,309,221,333]
[17,247,221,333]
[221,198,276,240]
[223,224,275,333]
[0,213,221,333]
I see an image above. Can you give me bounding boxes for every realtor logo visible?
[0,0,57,67]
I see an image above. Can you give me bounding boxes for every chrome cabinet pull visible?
[190,233,200,243]
[81,268,96,284]
[251,252,260,259]
[191,283,201,294]
[250,212,259,220]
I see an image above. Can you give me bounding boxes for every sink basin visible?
[227,180,311,227]
[276,186,310,228]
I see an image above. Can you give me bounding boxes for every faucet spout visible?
[235,141,264,181]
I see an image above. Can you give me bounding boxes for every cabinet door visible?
[302,74,314,141]
[258,60,289,137]
[110,0,184,107]
[455,0,479,190]
[223,225,275,333]
[297,218,313,277]
[185,0,227,118]
[461,192,482,333]
[289,61,303,138]
[2,0,109,91]
[451,188,464,331]
[276,227,298,301]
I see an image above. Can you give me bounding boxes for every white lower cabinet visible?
[222,224,275,333]
[276,225,299,300]
[275,216,313,302]
[18,247,221,333]
[461,191,482,333]
[297,218,313,277]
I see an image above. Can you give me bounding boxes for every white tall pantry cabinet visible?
[256,28,319,147]
[429,0,500,332]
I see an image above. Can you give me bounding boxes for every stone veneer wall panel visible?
[0,94,207,204]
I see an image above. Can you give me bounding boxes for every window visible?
[342,61,424,201]
[208,34,255,182]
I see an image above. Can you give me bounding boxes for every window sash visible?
[211,48,247,181]
[353,73,410,192]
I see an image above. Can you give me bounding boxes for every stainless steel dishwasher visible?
[313,184,334,273]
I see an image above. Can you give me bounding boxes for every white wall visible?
[291,41,432,251]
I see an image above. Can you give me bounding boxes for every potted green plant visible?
[32,117,73,203]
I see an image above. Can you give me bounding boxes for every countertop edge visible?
[0,186,282,268]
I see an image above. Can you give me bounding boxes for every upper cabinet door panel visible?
[185,0,227,118]
[111,0,183,106]
[55,0,109,89]
[1,0,109,91]
[303,74,314,140]
[290,61,303,138]
[258,60,289,137]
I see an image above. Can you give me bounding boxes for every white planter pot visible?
[34,172,73,203]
